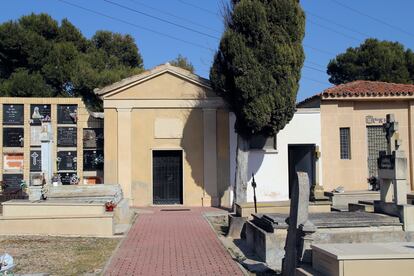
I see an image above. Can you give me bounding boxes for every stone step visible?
[296,264,323,276]
[331,205,348,212]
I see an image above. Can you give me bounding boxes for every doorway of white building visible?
[152,150,183,205]
[288,144,316,198]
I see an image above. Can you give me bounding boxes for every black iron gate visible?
[153,150,183,205]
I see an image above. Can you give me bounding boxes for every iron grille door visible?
[153,150,183,205]
[367,126,387,178]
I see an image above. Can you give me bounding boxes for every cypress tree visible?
[210,0,305,203]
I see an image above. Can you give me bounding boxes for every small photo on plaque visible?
[57,105,77,124]
[3,104,24,125]
[2,174,23,190]
[30,150,42,172]
[57,127,77,147]
[57,151,77,171]
[83,150,104,171]
[3,127,24,147]
[83,128,104,149]
[30,104,51,125]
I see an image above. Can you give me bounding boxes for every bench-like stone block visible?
[0,214,114,237]
[312,242,414,276]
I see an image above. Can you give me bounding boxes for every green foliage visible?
[210,0,305,138]
[169,54,195,73]
[0,13,144,110]
[328,38,414,85]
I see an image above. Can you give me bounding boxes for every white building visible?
[230,107,322,203]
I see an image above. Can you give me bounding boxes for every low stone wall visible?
[0,214,114,237]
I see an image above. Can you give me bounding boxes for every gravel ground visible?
[0,235,120,275]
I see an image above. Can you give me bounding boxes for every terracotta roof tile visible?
[322,80,414,98]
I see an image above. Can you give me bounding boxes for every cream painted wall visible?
[101,69,230,207]
[229,109,322,203]
[321,99,412,192]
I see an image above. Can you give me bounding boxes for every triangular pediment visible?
[95,63,218,100]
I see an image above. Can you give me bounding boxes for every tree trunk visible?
[234,134,249,205]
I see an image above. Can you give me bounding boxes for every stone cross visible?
[377,114,408,205]
[282,172,316,276]
[384,114,400,153]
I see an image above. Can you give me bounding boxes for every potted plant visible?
[105,201,116,212]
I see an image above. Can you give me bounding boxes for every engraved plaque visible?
[83,150,104,171]
[30,150,42,172]
[2,174,23,190]
[30,104,51,125]
[58,172,76,185]
[83,128,104,149]
[3,104,24,125]
[57,104,77,124]
[3,153,24,172]
[57,151,77,171]
[30,126,42,146]
[3,127,24,147]
[57,127,77,147]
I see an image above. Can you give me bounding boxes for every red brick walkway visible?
[105,208,243,276]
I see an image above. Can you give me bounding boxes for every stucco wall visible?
[321,99,412,192]
[102,70,230,207]
[229,108,322,203]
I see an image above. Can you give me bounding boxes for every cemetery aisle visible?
[104,208,243,276]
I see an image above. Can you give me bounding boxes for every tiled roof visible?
[321,80,414,98]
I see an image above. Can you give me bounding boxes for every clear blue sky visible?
[1,0,414,101]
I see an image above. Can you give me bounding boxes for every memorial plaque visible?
[83,128,104,149]
[3,127,24,147]
[378,155,394,170]
[2,174,23,190]
[30,150,42,172]
[3,153,24,172]
[57,151,77,171]
[3,104,24,125]
[58,172,76,185]
[57,104,77,124]
[30,104,51,125]
[57,127,77,147]
[83,150,104,171]
[30,126,42,146]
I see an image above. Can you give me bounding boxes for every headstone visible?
[2,174,23,190]
[30,104,51,125]
[3,104,24,125]
[83,149,104,171]
[282,172,316,276]
[58,172,76,185]
[57,127,77,147]
[30,150,42,172]
[374,113,414,231]
[3,153,24,172]
[83,128,104,148]
[30,126,42,146]
[57,104,77,124]
[57,151,77,171]
[3,128,24,147]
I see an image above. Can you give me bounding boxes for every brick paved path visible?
[105,208,243,276]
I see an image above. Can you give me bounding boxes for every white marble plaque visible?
[31,126,42,146]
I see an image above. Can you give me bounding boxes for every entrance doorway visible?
[153,150,183,205]
[288,144,316,198]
